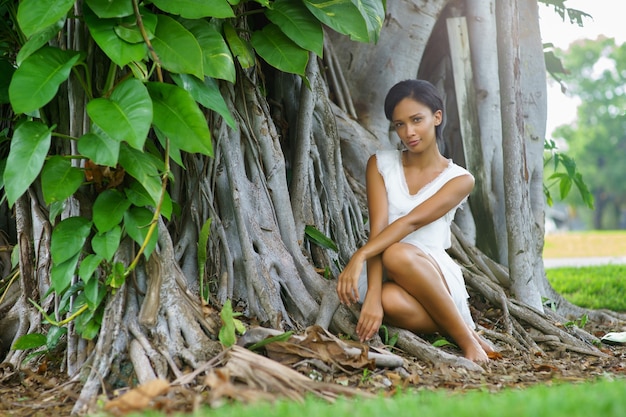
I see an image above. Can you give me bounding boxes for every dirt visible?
[1,318,625,417]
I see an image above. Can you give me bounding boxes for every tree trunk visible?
[465,0,509,265]
[496,0,543,311]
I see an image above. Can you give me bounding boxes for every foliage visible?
[0,0,385,344]
[543,138,593,209]
[549,37,626,228]
[546,264,626,311]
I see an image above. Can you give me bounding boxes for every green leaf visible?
[303,0,369,42]
[197,218,212,281]
[124,207,158,258]
[91,227,122,261]
[78,253,103,283]
[106,261,126,289]
[41,156,85,204]
[118,144,163,206]
[87,78,153,150]
[219,299,237,347]
[85,0,134,18]
[4,121,52,207]
[251,24,309,76]
[17,0,74,38]
[84,5,147,67]
[356,0,385,43]
[46,326,67,350]
[152,15,204,79]
[305,225,338,252]
[16,18,66,66]
[93,189,131,233]
[432,337,456,348]
[266,0,323,57]
[77,131,120,167]
[9,46,81,114]
[50,252,81,294]
[248,331,294,351]
[12,333,47,351]
[223,22,255,69]
[151,0,235,18]
[83,274,102,310]
[51,216,92,264]
[147,82,213,156]
[171,74,236,130]
[179,19,236,83]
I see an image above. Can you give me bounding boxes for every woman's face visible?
[391,97,441,152]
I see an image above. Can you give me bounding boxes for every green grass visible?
[132,378,626,417]
[546,264,626,311]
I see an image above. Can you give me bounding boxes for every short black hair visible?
[384,79,444,141]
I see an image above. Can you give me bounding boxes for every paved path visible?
[543,256,626,269]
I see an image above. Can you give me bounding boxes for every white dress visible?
[357,149,475,328]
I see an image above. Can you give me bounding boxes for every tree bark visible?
[496,0,543,311]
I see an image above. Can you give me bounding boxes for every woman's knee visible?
[382,243,423,274]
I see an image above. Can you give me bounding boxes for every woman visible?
[336,79,492,363]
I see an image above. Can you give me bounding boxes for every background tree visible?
[0,0,621,414]
[550,37,626,229]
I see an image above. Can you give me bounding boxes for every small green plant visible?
[12,326,67,365]
[563,313,588,330]
[218,299,246,347]
[379,325,398,349]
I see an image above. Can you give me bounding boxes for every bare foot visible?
[463,340,489,363]
[472,330,495,354]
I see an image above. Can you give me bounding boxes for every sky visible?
[538,0,625,136]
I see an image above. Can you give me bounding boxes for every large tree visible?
[551,37,626,229]
[0,0,621,414]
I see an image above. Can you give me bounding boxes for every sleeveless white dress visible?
[357,149,475,328]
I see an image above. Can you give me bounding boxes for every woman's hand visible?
[356,296,383,342]
[336,251,365,306]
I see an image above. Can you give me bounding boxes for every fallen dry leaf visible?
[104,378,170,416]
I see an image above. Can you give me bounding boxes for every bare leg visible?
[381,243,489,363]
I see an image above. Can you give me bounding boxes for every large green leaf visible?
[266,0,323,57]
[41,156,85,204]
[180,19,236,83]
[4,121,52,207]
[151,0,234,18]
[355,0,385,43]
[12,333,47,350]
[50,253,81,295]
[85,0,134,18]
[16,18,66,66]
[77,131,120,167]
[9,46,81,114]
[50,216,92,264]
[152,15,203,79]
[251,24,309,76]
[83,5,147,67]
[16,0,74,38]
[223,22,255,69]
[93,189,131,233]
[87,78,152,150]
[171,74,236,130]
[91,226,122,262]
[118,144,163,206]
[303,0,369,42]
[147,82,213,156]
[124,207,158,258]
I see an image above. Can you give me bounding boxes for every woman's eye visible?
[413,117,422,123]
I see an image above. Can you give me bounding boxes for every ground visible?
[1,316,625,417]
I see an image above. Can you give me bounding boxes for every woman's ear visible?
[434,109,442,126]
